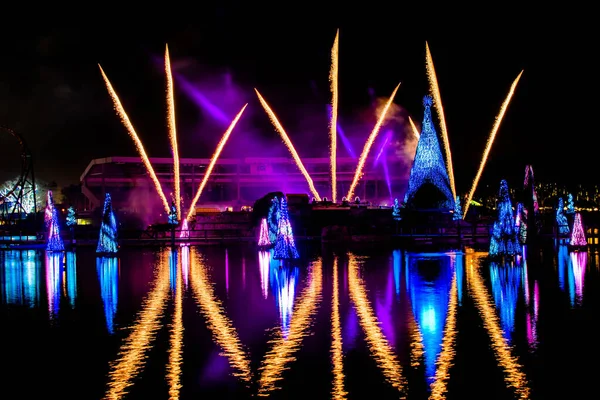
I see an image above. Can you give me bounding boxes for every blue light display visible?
[514,202,528,245]
[393,250,401,297]
[270,264,299,337]
[557,244,569,293]
[170,249,178,294]
[489,261,526,343]
[45,191,64,252]
[168,202,178,225]
[65,251,77,308]
[453,196,462,220]
[1,250,41,307]
[556,197,570,236]
[405,252,454,384]
[97,193,118,255]
[392,198,402,221]
[66,206,77,227]
[489,180,518,257]
[97,256,119,334]
[566,193,575,214]
[273,197,299,260]
[403,96,454,210]
[267,196,280,244]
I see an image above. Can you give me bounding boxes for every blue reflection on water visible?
[269,258,299,338]
[393,250,401,297]
[1,250,41,307]
[557,245,587,307]
[97,257,119,334]
[405,252,455,384]
[170,249,178,295]
[45,251,62,320]
[65,251,77,308]
[489,260,526,343]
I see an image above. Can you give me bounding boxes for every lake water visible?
[1,243,598,399]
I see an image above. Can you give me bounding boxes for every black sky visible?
[0,5,597,192]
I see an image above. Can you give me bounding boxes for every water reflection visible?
[45,251,62,320]
[170,249,178,294]
[330,256,346,399]
[557,245,588,306]
[181,245,189,289]
[258,250,270,299]
[97,257,119,334]
[270,262,299,337]
[489,260,526,343]
[1,250,41,307]
[347,253,406,395]
[168,248,184,399]
[104,249,171,399]
[64,251,77,308]
[466,250,530,399]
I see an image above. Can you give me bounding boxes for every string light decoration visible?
[66,206,77,227]
[97,193,118,255]
[168,202,178,225]
[514,202,528,245]
[570,212,587,247]
[453,195,462,221]
[45,190,64,252]
[488,180,518,257]
[258,218,271,248]
[273,196,299,260]
[392,198,402,221]
[566,193,575,214]
[267,196,280,244]
[556,197,570,236]
[403,96,454,210]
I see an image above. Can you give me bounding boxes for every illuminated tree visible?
[566,193,575,214]
[488,180,518,257]
[168,201,178,225]
[258,217,271,247]
[267,196,280,244]
[453,195,462,220]
[97,193,118,255]
[556,197,570,236]
[570,212,587,247]
[392,198,402,221]
[66,206,77,227]
[45,190,64,252]
[273,196,299,260]
[403,95,454,210]
[514,202,528,245]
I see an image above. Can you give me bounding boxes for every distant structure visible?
[403,96,454,210]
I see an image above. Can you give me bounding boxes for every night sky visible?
[0,6,596,193]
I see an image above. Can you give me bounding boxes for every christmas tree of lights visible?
[566,193,575,214]
[45,190,64,252]
[273,196,299,260]
[453,195,462,220]
[570,212,587,247]
[403,95,454,210]
[556,197,570,236]
[488,180,518,257]
[392,198,402,221]
[97,193,118,255]
[66,206,77,227]
[267,196,280,244]
[514,202,528,245]
[179,218,190,239]
[258,217,271,247]
[168,201,178,225]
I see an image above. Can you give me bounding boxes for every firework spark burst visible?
[346,83,401,200]
[463,70,524,219]
[165,45,181,219]
[99,65,171,213]
[329,30,340,203]
[255,89,322,201]
[426,42,456,200]
[408,116,420,140]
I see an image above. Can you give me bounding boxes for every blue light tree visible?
[66,206,77,227]
[489,180,518,257]
[273,196,299,260]
[168,201,178,225]
[515,202,528,245]
[97,193,118,255]
[45,190,64,252]
[267,196,281,244]
[566,193,575,215]
[453,195,462,220]
[403,95,454,210]
[392,198,402,221]
[556,197,570,236]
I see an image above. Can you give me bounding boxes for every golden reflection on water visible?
[409,312,425,368]
[257,258,323,396]
[104,249,172,400]
[331,256,347,399]
[428,269,458,400]
[167,250,184,399]
[189,249,252,382]
[348,253,407,397]
[466,251,530,400]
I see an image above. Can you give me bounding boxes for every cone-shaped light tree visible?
[45,190,64,252]
[97,193,118,255]
[273,196,299,260]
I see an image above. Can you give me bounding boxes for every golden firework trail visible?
[463,70,524,219]
[165,45,181,219]
[185,104,248,222]
[426,42,456,200]
[255,89,322,201]
[408,116,421,140]
[329,30,340,203]
[346,83,401,200]
[99,65,171,213]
